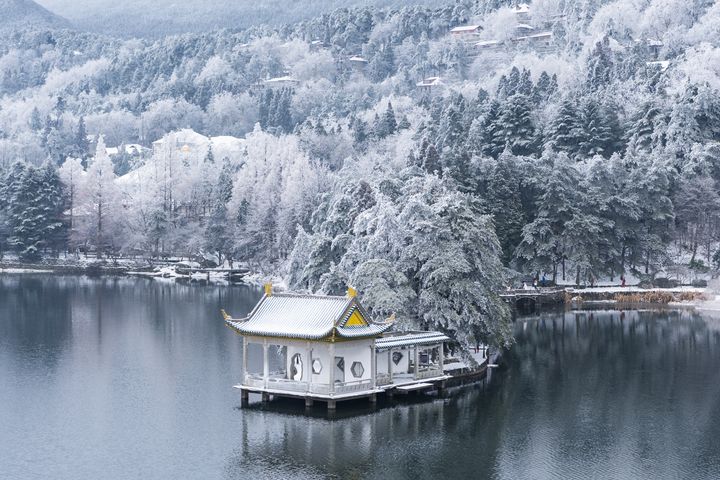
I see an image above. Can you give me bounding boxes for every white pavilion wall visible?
[334,340,373,382]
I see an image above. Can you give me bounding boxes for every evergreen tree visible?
[625,102,663,154]
[380,101,397,137]
[547,98,582,156]
[486,151,525,265]
[586,37,614,88]
[494,94,536,156]
[204,160,234,265]
[578,97,613,157]
[422,143,441,175]
[74,117,89,158]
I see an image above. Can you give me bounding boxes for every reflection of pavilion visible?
[224,285,457,410]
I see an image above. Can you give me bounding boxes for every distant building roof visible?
[450,25,482,34]
[476,39,501,47]
[225,291,393,340]
[264,75,299,84]
[348,55,368,63]
[514,31,553,42]
[417,76,443,87]
[512,3,530,14]
[515,23,534,31]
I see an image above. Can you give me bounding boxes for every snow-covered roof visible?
[349,55,368,63]
[225,292,393,340]
[512,3,530,14]
[416,76,443,87]
[450,25,482,34]
[476,39,501,47]
[264,76,299,84]
[514,31,553,42]
[376,331,450,350]
[516,23,534,31]
[646,38,664,47]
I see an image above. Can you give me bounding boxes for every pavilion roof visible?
[225,292,392,340]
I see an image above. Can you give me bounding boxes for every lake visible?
[2,275,720,479]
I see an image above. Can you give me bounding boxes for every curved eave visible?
[225,319,392,340]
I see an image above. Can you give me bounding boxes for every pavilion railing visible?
[243,375,375,396]
[416,368,444,380]
[376,373,392,386]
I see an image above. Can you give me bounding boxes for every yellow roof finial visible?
[221,309,231,321]
[264,283,273,296]
[347,286,357,298]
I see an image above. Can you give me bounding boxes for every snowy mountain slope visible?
[0,0,70,29]
[35,0,437,37]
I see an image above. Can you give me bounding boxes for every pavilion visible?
[224,284,452,409]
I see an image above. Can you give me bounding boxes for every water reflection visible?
[2,277,720,480]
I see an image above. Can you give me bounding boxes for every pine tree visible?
[547,98,582,156]
[625,102,662,154]
[377,101,397,138]
[353,118,368,150]
[36,162,67,254]
[586,37,614,88]
[204,161,234,266]
[486,151,525,265]
[75,116,89,158]
[480,100,503,158]
[422,143,441,175]
[578,97,612,157]
[494,94,536,156]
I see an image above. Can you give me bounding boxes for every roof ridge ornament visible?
[264,283,272,296]
[347,286,357,297]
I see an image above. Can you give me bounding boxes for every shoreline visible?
[0,260,281,289]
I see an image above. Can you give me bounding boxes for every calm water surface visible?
[2,275,720,479]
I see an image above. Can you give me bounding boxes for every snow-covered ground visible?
[568,285,706,294]
[0,267,54,274]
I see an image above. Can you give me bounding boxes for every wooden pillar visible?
[261,392,270,403]
[305,397,314,408]
[262,339,269,389]
[327,399,336,410]
[240,388,249,407]
[369,393,377,404]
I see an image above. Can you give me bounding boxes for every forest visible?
[1,0,720,346]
